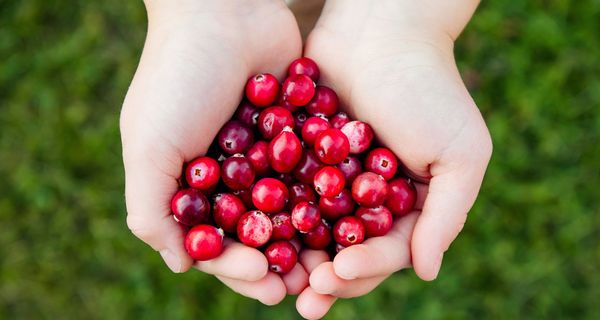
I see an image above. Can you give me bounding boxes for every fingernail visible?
[432,252,444,280]
[160,249,181,273]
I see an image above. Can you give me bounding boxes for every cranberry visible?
[232,188,254,209]
[352,172,389,207]
[314,128,350,165]
[329,112,350,129]
[293,149,324,184]
[270,212,296,241]
[221,154,255,191]
[365,148,398,181]
[282,74,315,106]
[217,120,254,155]
[319,189,355,221]
[340,121,374,154]
[333,216,365,247]
[291,201,321,233]
[245,141,271,176]
[245,73,279,107]
[313,166,345,197]
[237,210,273,247]
[171,188,210,226]
[264,241,298,274]
[278,94,299,113]
[385,178,417,216]
[301,116,331,146]
[288,57,320,82]
[302,220,332,250]
[305,86,339,117]
[252,178,289,213]
[185,225,224,261]
[257,106,294,140]
[355,206,393,237]
[293,111,309,134]
[234,100,260,127]
[268,127,302,173]
[185,156,220,190]
[213,193,246,233]
[336,156,363,187]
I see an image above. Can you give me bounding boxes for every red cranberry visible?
[257,106,294,140]
[291,201,321,233]
[340,121,374,154]
[355,206,393,237]
[270,212,296,241]
[221,154,255,190]
[237,210,273,247]
[278,94,299,113]
[252,178,289,213]
[301,116,331,146]
[288,57,320,82]
[305,86,339,117]
[385,178,417,216]
[264,241,298,274]
[213,193,246,233]
[336,156,363,187]
[302,220,332,250]
[293,149,324,184]
[365,148,398,181]
[288,183,317,209]
[352,172,389,207]
[246,141,271,176]
[185,225,224,261]
[282,74,315,106]
[232,188,254,209]
[329,112,350,129]
[234,100,260,127]
[314,128,350,165]
[268,127,302,173]
[313,166,345,197]
[293,111,309,134]
[318,189,355,221]
[333,216,365,247]
[185,156,220,190]
[245,73,279,107]
[217,120,254,155]
[171,188,210,226]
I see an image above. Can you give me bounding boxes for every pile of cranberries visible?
[171,58,417,274]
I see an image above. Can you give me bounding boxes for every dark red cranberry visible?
[293,149,324,184]
[217,120,254,155]
[232,188,254,209]
[319,189,355,221]
[245,73,279,107]
[313,166,345,197]
[365,148,398,181]
[385,178,417,216]
[301,116,331,146]
[282,74,315,106]
[171,188,210,226]
[352,172,389,207]
[288,183,317,209]
[275,172,296,185]
[268,127,302,173]
[291,201,321,233]
[305,86,339,117]
[314,128,350,165]
[185,225,224,261]
[252,178,289,213]
[221,154,255,191]
[288,57,320,82]
[329,112,350,129]
[270,212,296,241]
[237,210,273,247]
[341,121,374,154]
[290,237,302,252]
[264,241,298,274]
[257,106,294,140]
[355,206,393,237]
[333,216,365,247]
[336,156,363,187]
[293,111,309,134]
[246,141,271,176]
[213,193,246,233]
[234,100,260,127]
[185,156,220,190]
[302,220,332,250]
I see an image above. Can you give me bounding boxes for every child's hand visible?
[120,0,306,305]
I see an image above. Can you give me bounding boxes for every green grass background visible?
[1,1,599,319]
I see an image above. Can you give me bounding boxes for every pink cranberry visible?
[340,121,374,154]
[268,127,302,173]
[171,188,210,226]
[232,188,254,209]
[385,178,417,216]
[258,106,294,140]
[185,225,224,261]
[329,112,350,129]
[333,216,365,247]
[313,166,345,197]
[291,201,321,233]
[237,210,273,247]
[355,206,393,237]
[282,74,315,106]
[301,116,331,146]
[185,156,220,190]
[365,148,398,181]
[319,189,355,221]
[213,193,246,233]
[293,149,324,184]
[293,111,309,134]
[288,57,320,82]
[221,154,255,191]
[217,120,254,155]
[314,128,350,164]
[270,212,296,241]
[336,156,363,187]
[302,220,332,250]
[234,100,260,127]
[246,141,271,176]
[245,73,279,107]
[252,178,288,213]
[352,172,389,207]
[305,86,339,117]
[264,241,298,274]
[288,183,317,210]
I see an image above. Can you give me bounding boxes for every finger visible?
[282,263,310,295]
[310,262,388,298]
[296,287,336,320]
[299,249,330,273]
[194,239,268,281]
[332,211,418,280]
[216,272,287,306]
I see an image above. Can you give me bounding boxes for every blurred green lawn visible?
[1,1,599,319]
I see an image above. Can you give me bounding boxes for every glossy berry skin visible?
[293,149,324,184]
[385,178,417,216]
[245,73,279,107]
[258,106,294,140]
[221,155,255,190]
[288,183,317,210]
[293,112,309,134]
[301,116,331,146]
[302,220,332,250]
[305,86,339,117]
[268,127,302,173]
[171,188,211,226]
[185,225,224,261]
[355,206,393,237]
[235,100,260,127]
[270,212,296,241]
[291,201,321,233]
[333,216,365,247]
[213,193,246,233]
[252,178,289,213]
[336,156,363,187]
[340,121,374,154]
[319,189,355,221]
[313,166,345,197]
[329,112,350,129]
[365,148,398,181]
[282,74,315,106]
[352,172,389,207]
[246,141,271,176]
[288,57,320,82]
[314,128,350,165]
[264,241,298,274]
[217,121,254,155]
[237,210,273,247]
[185,156,220,190]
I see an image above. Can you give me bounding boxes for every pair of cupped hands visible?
[120,1,491,318]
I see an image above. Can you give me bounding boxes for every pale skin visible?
[121,0,492,318]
